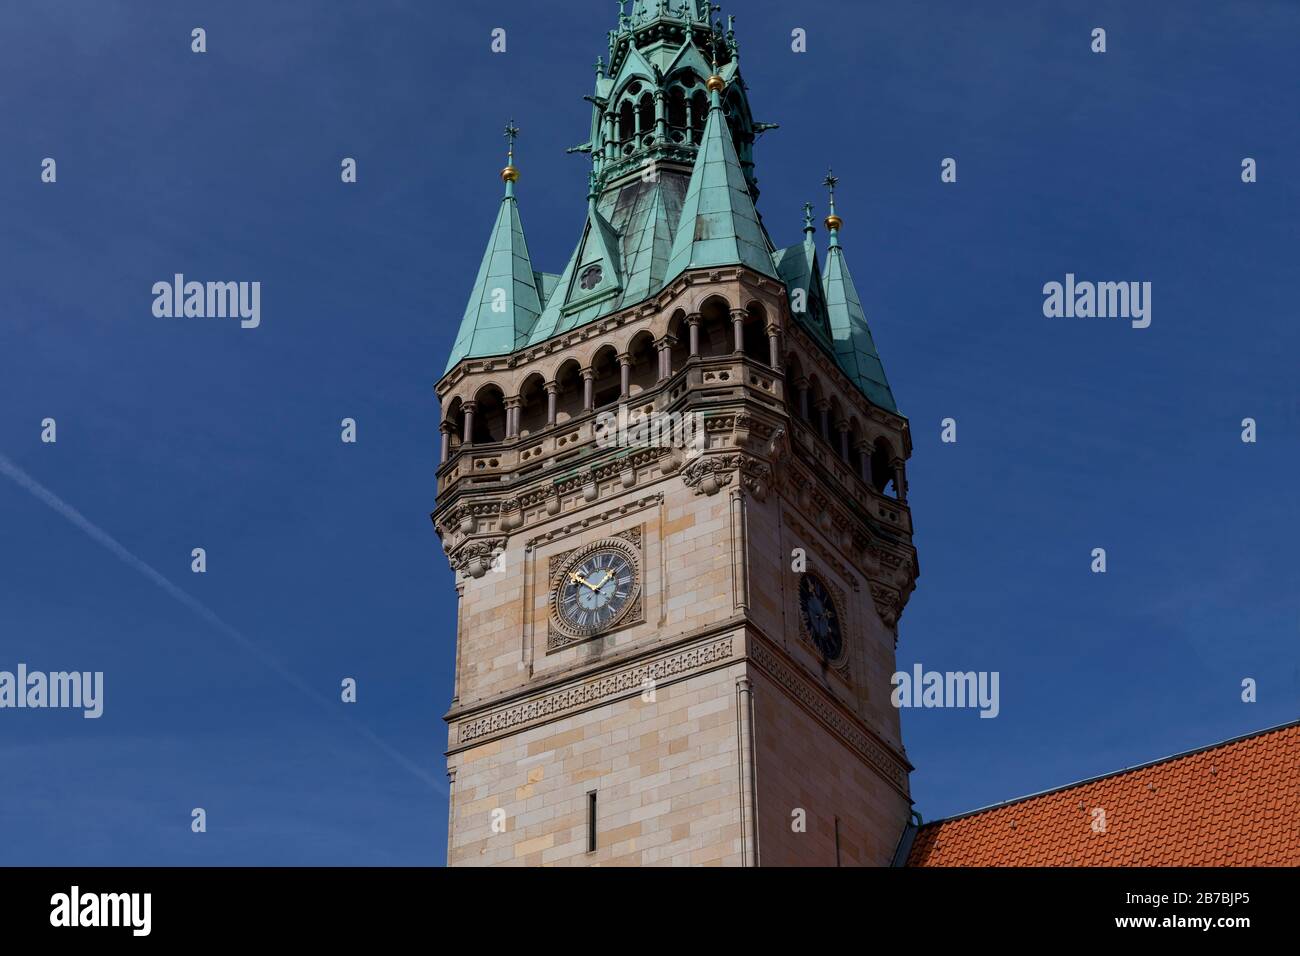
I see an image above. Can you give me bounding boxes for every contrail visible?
[0,452,441,791]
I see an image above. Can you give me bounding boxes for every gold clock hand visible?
[569,571,599,592]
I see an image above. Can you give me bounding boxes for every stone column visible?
[655,338,671,381]
[461,401,477,447]
[797,377,810,420]
[504,397,521,439]
[445,767,458,865]
[892,457,908,502]
[687,312,701,356]
[545,382,558,426]
[731,308,747,354]
[857,440,872,484]
[815,399,830,442]
[735,676,760,868]
[654,89,666,141]
[729,487,749,610]
[581,369,594,412]
[766,323,781,369]
[618,352,631,398]
[438,420,453,465]
[837,420,850,460]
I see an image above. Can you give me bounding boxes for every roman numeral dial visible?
[799,572,844,662]
[553,542,640,638]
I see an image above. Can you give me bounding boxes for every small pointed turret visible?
[820,172,897,411]
[774,201,834,349]
[444,123,544,372]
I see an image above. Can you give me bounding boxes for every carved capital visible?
[870,582,902,629]
[449,538,506,579]
[680,454,734,496]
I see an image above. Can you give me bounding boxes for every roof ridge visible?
[917,718,1300,829]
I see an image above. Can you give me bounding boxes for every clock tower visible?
[433,0,918,866]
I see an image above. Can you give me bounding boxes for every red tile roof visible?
[906,721,1300,866]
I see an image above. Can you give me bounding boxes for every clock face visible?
[555,546,637,635]
[799,573,843,662]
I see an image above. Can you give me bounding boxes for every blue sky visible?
[0,0,1295,865]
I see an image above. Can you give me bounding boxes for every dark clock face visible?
[556,548,636,634]
[799,574,843,661]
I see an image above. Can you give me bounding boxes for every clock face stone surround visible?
[549,535,643,644]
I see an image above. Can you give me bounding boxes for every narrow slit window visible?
[587,790,598,852]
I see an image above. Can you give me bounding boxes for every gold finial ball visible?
[501,164,520,183]
[824,214,843,231]
[706,74,725,92]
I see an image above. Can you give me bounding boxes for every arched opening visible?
[666,86,687,143]
[619,99,635,150]
[784,354,806,420]
[472,385,506,444]
[871,437,896,495]
[690,90,708,144]
[741,301,769,364]
[808,376,827,439]
[726,90,750,168]
[517,373,547,438]
[591,345,621,409]
[667,309,690,374]
[444,396,464,459]
[638,93,655,145]
[829,397,847,460]
[626,331,657,395]
[697,295,732,359]
[554,360,583,424]
[848,419,864,477]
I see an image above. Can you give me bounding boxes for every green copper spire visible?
[444,125,543,372]
[820,177,897,412]
[664,71,776,283]
[774,202,834,350]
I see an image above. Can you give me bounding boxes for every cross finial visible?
[822,168,843,244]
[823,168,841,212]
[504,120,520,164]
[802,200,815,233]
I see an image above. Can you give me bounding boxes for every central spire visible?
[664,66,776,282]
